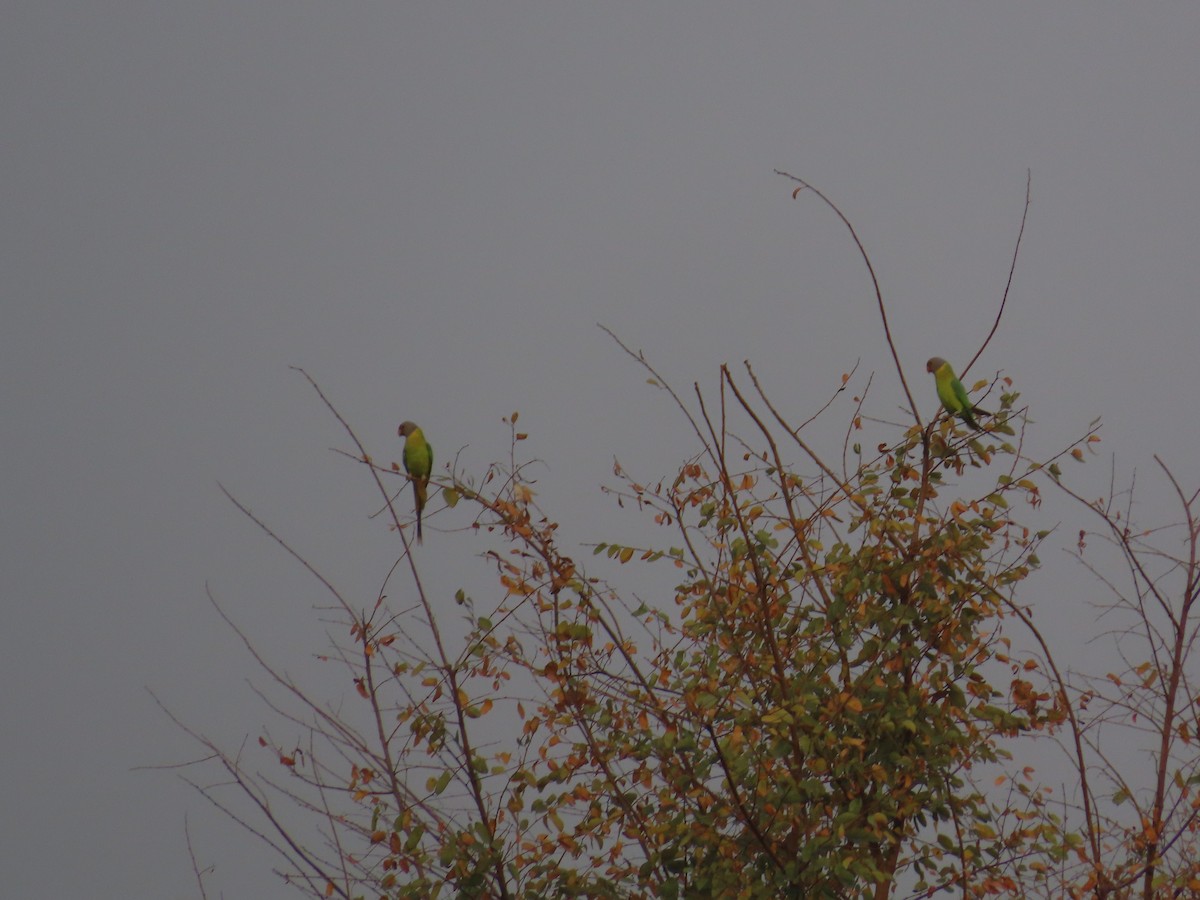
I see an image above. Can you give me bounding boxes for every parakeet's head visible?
[926,357,947,374]
[398,420,418,438]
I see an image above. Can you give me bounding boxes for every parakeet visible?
[397,421,433,543]
[925,357,984,430]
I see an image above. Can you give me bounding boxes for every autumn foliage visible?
[177,184,1200,899]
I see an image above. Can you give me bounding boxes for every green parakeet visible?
[397,421,433,543]
[926,357,984,431]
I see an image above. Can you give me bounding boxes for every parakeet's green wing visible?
[935,377,958,413]
[933,367,963,415]
[948,374,980,429]
[404,438,432,481]
[950,376,972,414]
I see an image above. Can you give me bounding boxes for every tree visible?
[168,179,1200,899]
[1030,458,1200,897]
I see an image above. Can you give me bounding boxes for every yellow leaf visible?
[762,707,794,725]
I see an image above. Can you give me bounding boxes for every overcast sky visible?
[5,4,1200,897]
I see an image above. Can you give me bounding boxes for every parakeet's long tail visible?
[412,480,426,544]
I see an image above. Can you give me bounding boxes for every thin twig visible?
[964,170,1032,378]
[774,170,921,425]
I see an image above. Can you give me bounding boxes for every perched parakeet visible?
[397,421,433,543]
[926,357,983,430]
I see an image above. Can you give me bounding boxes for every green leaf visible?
[430,770,453,795]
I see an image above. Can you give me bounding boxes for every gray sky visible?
[4,3,1200,896]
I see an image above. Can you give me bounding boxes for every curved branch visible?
[964,170,1032,378]
[774,170,921,426]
